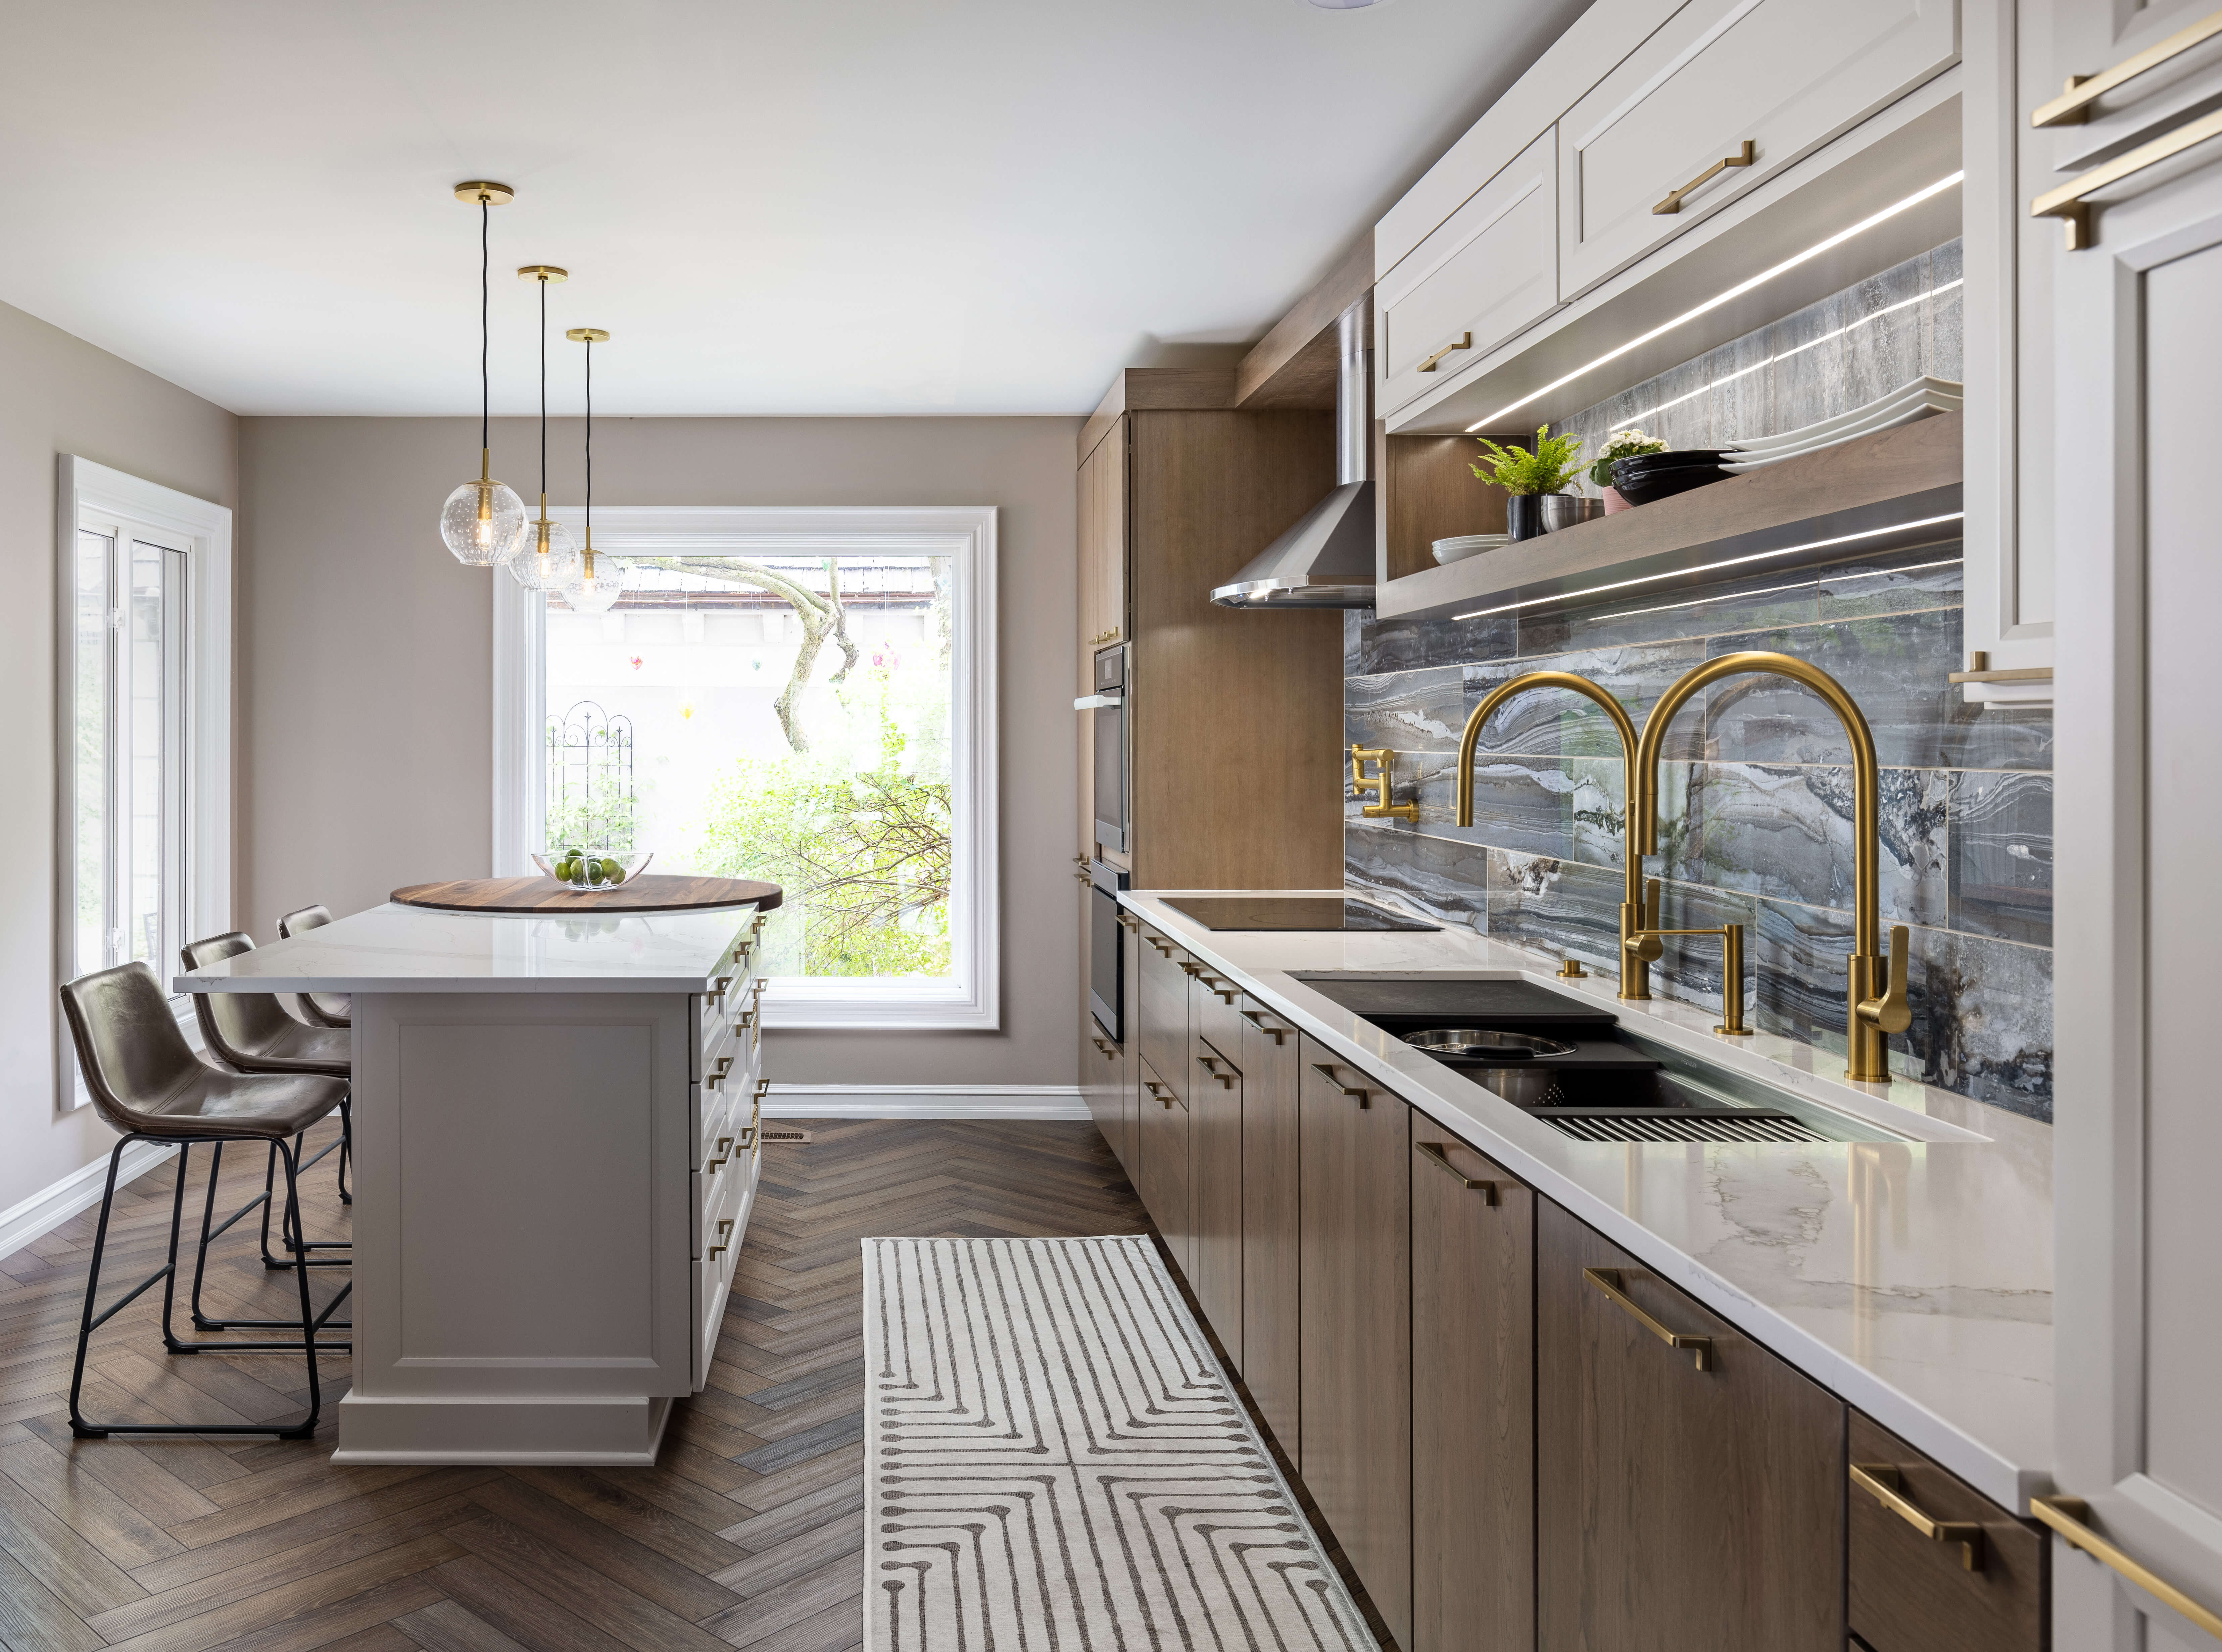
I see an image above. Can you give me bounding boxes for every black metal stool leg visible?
[68,1141,134,1438]
[189,1137,351,1343]
[259,1127,350,1269]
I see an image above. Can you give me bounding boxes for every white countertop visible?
[1125,890,2055,1511]
[173,902,755,994]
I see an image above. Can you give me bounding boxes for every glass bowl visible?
[532,849,655,892]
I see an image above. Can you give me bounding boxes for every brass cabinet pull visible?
[2031,1496,2222,1638]
[717,1218,734,1236]
[1416,1141,1497,1203]
[1238,1007,1289,1045]
[1086,626,1122,646]
[709,975,733,1002]
[1416,331,1472,373]
[1852,1464,1984,1570]
[1116,912,1140,931]
[1584,1267,1712,1371]
[1309,1061,1370,1107]
[1142,1079,1174,1109]
[2033,106,2222,247]
[1652,139,1755,215]
[1072,854,1089,867]
[1202,978,1239,1003]
[1092,1036,1117,1058]
[2033,8,2222,127]
[1197,1054,1236,1090]
[1145,936,1174,956]
[708,1243,728,1259]
[754,1078,772,1100]
[706,1136,734,1170]
[1178,961,1203,977]
[736,1123,756,1150]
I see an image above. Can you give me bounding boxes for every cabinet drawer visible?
[1136,928,1191,1109]
[1196,966,1245,1066]
[1134,1053,1193,1272]
[1848,1411,2045,1652]
[1558,0,1956,297]
[1379,127,1559,415]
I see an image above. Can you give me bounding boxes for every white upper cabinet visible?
[1557,0,1960,298]
[1377,130,1559,419]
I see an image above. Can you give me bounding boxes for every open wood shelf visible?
[1372,411,1963,624]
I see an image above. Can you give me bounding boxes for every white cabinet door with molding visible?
[2050,111,2222,1652]
[1558,0,1959,299]
[1376,129,1559,418]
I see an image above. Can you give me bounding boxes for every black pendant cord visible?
[584,339,593,545]
[480,198,490,457]
[538,278,547,498]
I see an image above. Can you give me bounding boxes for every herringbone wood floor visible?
[0,1117,1154,1652]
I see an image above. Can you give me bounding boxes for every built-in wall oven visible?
[1088,858,1129,1042]
[1079,643,1129,854]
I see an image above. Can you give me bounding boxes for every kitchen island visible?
[175,898,773,1464]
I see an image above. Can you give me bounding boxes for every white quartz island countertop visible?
[173,901,755,995]
[1125,890,2055,1512]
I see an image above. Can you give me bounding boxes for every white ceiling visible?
[1,0,1588,417]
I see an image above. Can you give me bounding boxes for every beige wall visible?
[238,414,1080,1089]
[0,299,238,1215]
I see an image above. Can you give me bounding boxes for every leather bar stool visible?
[181,933,355,1283]
[277,904,350,1028]
[59,962,350,1439]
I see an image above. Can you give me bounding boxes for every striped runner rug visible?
[863,1234,1376,1650]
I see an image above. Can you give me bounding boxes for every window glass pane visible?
[73,530,111,975]
[125,542,176,969]
[546,554,954,980]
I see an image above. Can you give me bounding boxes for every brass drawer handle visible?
[2031,1496,2222,1638]
[1073,868,1092,883]
[1416,1141,1496,1203]
[2032,9,2222,127]
[754,1078,772,1100]
[736,1123,756,1150]
[717,1218,734,1236]
[1584,1267,1712,1371]
[1145,936,1174,956]
[1115,912,1140,931]
[1092,1036,1117,1058]
[1851,1464,1984,1570]
[1197,1054,1235,1090]
[706,1136,734,1170]
[708,1243,728,1259]
[1142,1079,1173,1108]
[1653,139,1754,215]
[708,975,733,1002]
[1178,961,1204,977]
[1309,1061,1370,1107]
[1086,626,1121,646]
[1202,979,1239,1004]
[1238,1007,1288,1045]
[2033,107,2222,248]
[1416,331,1472,373]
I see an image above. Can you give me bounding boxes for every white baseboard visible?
[763,1084,1090,1120]
[0,1140,178,1263]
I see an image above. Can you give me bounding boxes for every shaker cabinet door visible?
[1537,1200,1845,1652]
[1559,0,1955,297]
[1298,1041,1412,1650]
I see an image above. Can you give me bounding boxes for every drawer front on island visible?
[1538,1200,1846,1651]
[1848,1410,2046,1652]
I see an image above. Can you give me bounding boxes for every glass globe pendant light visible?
[562,327,625,614]
[506,264,582,591]
[439,181,529,567]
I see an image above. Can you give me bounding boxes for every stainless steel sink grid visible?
[1539,1108,1831,1145]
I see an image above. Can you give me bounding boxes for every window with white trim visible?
[56,458,233,1101]
[494,507,998,1031]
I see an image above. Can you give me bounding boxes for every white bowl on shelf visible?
[1433,534,1511,565]
[1723,377,1964,458]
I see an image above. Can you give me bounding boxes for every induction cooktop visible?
[1159,897,1440,933]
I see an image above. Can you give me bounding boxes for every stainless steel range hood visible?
[1211,299,1376,609]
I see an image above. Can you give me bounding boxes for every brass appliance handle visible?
[1238,1008,1288,1045]
[1584,1267,1712,1371]
[1416,331,1472,373]
[1086,626,1121,646]
[1309,1062,1371,1107]
[1416,1141,1496,1203]
[2030,1496,2222,1638]
[1653,140,1754,214]
[2032,9,2222,127]
[1851,1464,1984,1570]
[2033,107,2222,247]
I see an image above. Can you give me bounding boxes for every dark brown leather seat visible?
[57,961,349,1440]
[181,933,351,1078]
[277,904,350,1028]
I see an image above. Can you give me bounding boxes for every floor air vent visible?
[1537,1109,1830,1145]
[758,1127,813,1145]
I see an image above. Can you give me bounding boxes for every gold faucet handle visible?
[1644,876,1662,929]
[1856,924,1913,1034]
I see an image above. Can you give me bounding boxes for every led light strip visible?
[1449,513,1965,622]
[1467,172,1964,432]
[1584,555,1962,624]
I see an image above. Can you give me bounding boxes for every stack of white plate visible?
[1721,377,1963,471]
[1432,533,1511,565]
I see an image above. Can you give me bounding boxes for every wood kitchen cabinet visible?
[1190,1031,1243,1368]
[1134,1053,1192,1273]
[1239,994,1302,1456]
[1411,1121,1534,1652]
[1849,1410,2046,1652]
[1077,417,1127,658]
[1537,1199,1845,1652]
[1136,927,1190,1114]
[1298,1037,1412,1650]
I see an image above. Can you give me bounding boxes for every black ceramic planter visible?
[1506,494,1546,541]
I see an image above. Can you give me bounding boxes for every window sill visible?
[760,978,998,1032]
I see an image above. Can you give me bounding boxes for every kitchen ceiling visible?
[0,0,1586,416]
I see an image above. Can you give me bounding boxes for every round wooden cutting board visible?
[390,874,784,915]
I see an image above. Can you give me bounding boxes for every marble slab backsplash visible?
[1346,240,2056,1121]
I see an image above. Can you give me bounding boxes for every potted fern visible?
[1472,425,1585,540]
[1588,427,1668,514]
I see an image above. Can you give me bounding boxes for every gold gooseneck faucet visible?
[1457,672,1658,1000]
[1631,651,1912,1083]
